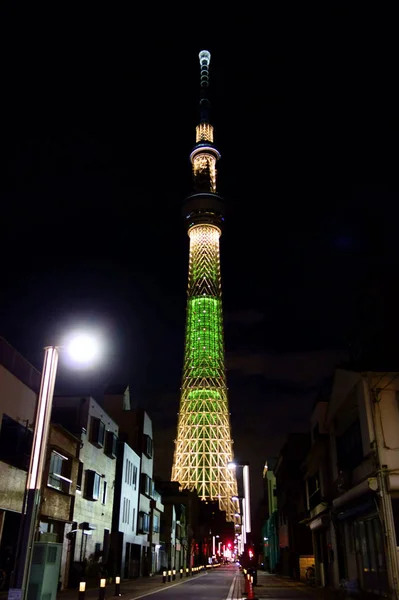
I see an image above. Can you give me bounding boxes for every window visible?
[0,414,33,470]
[47,450,72,493]
[307,472,321,510]
[85,470,101,500]
[153,514,159,534]
[102,481,107,504]
[132,465,138,489]
[138,512,150,534]
[76,462,83,492]
[336,419,363,471]
[141,473,153,497]
[90,417,105,448]
[143,434,153,458]
[132,507,136,532]
[105,431,117,458]
[122,498,131,524]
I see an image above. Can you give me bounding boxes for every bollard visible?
[167,570,171,582]
[247,575,257,600]
[186,567,189,577]
[79,581,86,600]
[98,578,106,600]
[115,576,121,597]
[245,573,250,595]
[162,570,167,584]
[180,568,183,579]
[172,568,176,581]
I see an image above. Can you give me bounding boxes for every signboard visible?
[8,589,23,600]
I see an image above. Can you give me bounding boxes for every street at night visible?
[0,5,398,600]
[55,566,326,600]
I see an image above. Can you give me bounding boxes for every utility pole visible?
[369,378,399,600]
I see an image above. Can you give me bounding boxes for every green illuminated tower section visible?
[171,50,238,522]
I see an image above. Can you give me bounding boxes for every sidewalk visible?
[252,571,386,600]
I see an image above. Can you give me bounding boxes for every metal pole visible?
[369,382,399,599]
[9,347,59,600]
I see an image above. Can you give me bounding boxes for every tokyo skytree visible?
[171,50,238,522]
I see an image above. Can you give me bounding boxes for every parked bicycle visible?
[305,564,316,585]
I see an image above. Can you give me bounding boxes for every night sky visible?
[1,7,397,510]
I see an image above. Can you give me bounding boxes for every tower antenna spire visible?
[199,50,211,123]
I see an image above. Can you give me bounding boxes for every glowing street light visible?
[228,461,252,557]
[10,333,100,600]
[67,333,100,364]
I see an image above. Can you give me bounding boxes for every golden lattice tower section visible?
[171,50,238,522]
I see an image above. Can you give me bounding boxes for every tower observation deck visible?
[171,50,238,522]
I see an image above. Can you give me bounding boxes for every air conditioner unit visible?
[27,542,62,600]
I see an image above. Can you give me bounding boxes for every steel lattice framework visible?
[171,51,238,522]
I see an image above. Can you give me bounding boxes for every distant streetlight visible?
[10,333,100,600]
[228,462,252,555]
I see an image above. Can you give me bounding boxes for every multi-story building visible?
[312,368,399,598]
[157,482,188,572]
[39,423,80,589]
[103,385,163,576]
[0,338,40,589]
[275,433,313,580]
[110,441,141,578]
[156,481,198,570]
[261,462,279,573]
[51,396,118,585]
[303,397,334,587]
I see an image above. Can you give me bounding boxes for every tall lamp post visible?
[9,333,99,600]
[228,462,252,554]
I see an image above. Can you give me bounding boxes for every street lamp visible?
[10,333,100,600]
[227,462,252,554]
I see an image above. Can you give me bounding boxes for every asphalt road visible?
[129,565,239,600]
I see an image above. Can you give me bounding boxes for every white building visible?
[51,396,118,584]
[103,386,164,576]
[110,442,141,577]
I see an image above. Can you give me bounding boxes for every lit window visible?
[48,450,72,494]
[85,470,101,501]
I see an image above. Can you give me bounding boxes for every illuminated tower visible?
[171,50,238,522]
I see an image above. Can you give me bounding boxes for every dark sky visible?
[1,7,397,510]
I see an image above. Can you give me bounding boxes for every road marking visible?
[124,574,206,599]
[225,572,240,599]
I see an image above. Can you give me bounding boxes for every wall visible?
[0,364,37,424]
[53,397,118,566]
[0,364,37,512]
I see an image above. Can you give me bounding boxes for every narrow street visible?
[54,565,329,600]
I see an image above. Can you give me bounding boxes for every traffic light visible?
[227,542,232,549]
[248,549,254,560]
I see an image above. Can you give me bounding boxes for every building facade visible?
[261,464,279,573]
[0,338,40,590]
[51,396,118,585]
[306,369,399,598]
[171,50,238,522]
[39,423,81,589]
[110,442,141,578]
[275,433,313,580]
[103,386,163,576]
